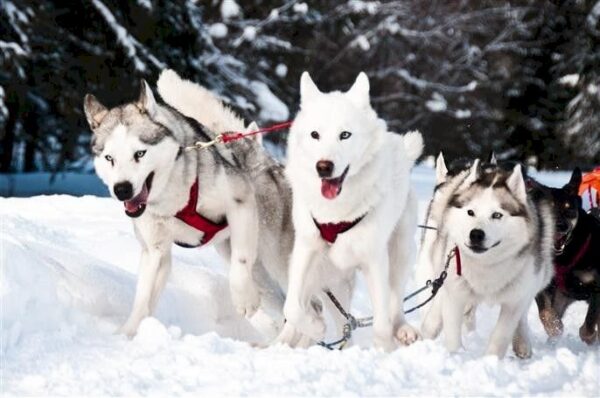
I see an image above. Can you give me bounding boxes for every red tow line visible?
[220,121,293,143]
[185,121,293,151]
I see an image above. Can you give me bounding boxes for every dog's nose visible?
[316,160,334,178]
[469,228,486,245]
[114,181,133,201]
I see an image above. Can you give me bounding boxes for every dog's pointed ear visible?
[435,152,448,184]
[464,158,482,185]
[487,151,497,165]
[246,121,262,145]
[564,167,582,195]
[300,72,320,105]
[507,164,527,203]
[83,94,108,130]
[347,71,370,108]
[137,79,158,117]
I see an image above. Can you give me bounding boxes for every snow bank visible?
[1,167,598,396]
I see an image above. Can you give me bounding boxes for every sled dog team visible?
[84,69,599,359]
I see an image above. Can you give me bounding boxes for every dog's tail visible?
[403,130,424,162]
[157,69,245,133]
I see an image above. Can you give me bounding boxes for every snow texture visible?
[1,167,598,396]
[249,81,289,121]
[220,0,240,20]
[208,23,228,39]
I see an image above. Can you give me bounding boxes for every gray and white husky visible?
[277,71,423,351]
[420,158,555,358]
[83,70,294,339]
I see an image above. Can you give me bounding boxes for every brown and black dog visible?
[535,168,600,344]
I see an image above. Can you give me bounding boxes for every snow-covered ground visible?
[1,166,598,396]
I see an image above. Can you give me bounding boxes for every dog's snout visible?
[114,181,133,201]
[316,160,334,178]
[469,228,485,245]
[556,218,570,233]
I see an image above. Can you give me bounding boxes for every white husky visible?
[84,70,294,339]
[420,160,555,358]
[277,72,423,350]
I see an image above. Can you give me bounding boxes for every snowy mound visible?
[1,167,597,396]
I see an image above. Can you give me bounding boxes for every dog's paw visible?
[283,302,325,341]
[117,323,138,339]
[512,338,532,359]
[273,323,302,348]
[579,324,598,345]
[539,309,564,338]
[230,282,261,318]
[374,335,397,352]
[395,323,420,346]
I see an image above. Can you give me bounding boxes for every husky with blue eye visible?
[421,160,555,358]
[83,70,297,341]
[277,71,423,351]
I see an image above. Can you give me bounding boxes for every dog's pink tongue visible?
[321,179,340,200]
[124,183,149,212]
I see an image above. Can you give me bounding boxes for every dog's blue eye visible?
[105,155,113,163]
[310,131,320,140]
[134,150,146,161]
[467,209,475,217]
[340,131,352,140]
[492,212,503,220]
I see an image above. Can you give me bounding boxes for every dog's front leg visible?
[280,239,324,342]
[486,300,531,358]
[119,247,166,337]
[536,287,563,338]
[579,293,599,344]
[441,285,468,353]
[227,200,260,318]
[363,252,395,351]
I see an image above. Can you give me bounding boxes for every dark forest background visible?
[2,0,600,174]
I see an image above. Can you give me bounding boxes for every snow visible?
[208,23,228,39]
[89,0,165,72]
[2,166,599,396]
[293,3,308,14]
[242,26,257,41]
[275,63,288,78]
[353,35,371,51]
[455,109,471,119]
[426,92,447,112]
[559,74,580,87]
[249,81,289,121]
[220,0,240,20]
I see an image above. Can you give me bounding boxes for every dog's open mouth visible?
[124,172,154,218]
[321,166,349,200]
[554,231,571,253]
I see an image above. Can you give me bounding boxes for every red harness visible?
[175,179,228,246]
[554,234,592,292]
[313,215,366,244]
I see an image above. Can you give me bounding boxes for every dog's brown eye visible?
[467,209,475,217]
[492,212,503,220]
[340,131,352,140]
[310,131,320,140]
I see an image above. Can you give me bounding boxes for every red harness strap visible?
[554,234,592,292]
[454,246,462,276]
[175,180,228,245]
[313,215,366,244]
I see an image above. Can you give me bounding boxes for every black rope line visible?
[318,246,455,350]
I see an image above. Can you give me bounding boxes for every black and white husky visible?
[420,158,555,358]
[83,70,294,339]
